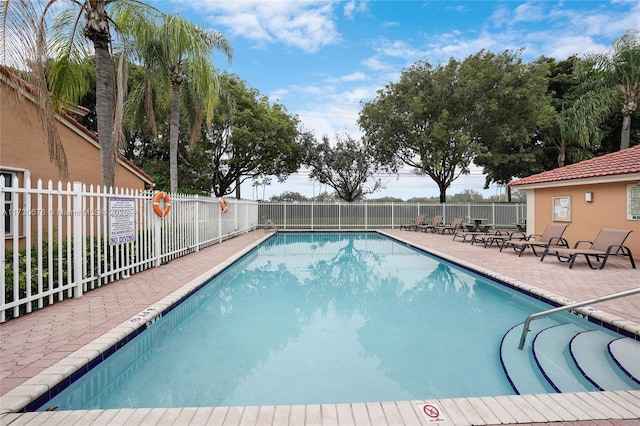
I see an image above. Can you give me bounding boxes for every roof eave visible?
[510,173,640,190]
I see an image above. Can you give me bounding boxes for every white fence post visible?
[73,182,83,298]
[218,199,223,243]
[234,198,239,233]
[365,204,368,229]
[194,195,200,252]
[391,202,395,228]
[154,209,162,268]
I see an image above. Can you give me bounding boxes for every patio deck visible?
[1,229,639,425]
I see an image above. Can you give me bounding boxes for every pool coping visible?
[1,230,639,425]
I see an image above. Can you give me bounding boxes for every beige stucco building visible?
[1,67,154,246]
[1,67,153,190]
[509,145,640,257]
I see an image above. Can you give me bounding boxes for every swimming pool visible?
[35,232,633,410]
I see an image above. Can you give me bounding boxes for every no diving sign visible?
[418,403,447,423]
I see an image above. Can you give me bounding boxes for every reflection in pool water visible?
[41,232,583,410]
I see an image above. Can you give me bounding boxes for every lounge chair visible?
[452,227,497,243]
[500,223,569,258]
[543,228,636,269]
[400,215,425,231]
[476,229,519,248]
[435,217,464,235]
[418,215,443,233]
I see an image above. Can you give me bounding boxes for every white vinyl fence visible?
[257,202,527,229]
[1,178,258,322]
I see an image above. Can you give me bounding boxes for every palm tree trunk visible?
[89,7,116,189]
[170,83,181,193]
[94,45,115,188]
[621,114,631,150]
[557,143,566,167]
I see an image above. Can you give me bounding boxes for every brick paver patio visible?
[1,228,638,425]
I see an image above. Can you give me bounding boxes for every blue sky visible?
[149,1,640,200]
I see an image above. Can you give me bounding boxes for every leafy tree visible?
[575,30,640,150]
[311,192,337,202]
[536,56,597,167]
[1,0,160,187]
[366,196,404,203]
[304,133,383,202]
[447,189,484,203]
[270,191,309,202]
[541,106,602,167]
[123,13,233,193]
[194,73,307,197]
[359,59,480,203]
[459,50,554,201]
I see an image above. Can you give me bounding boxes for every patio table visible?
[464,218,490,232]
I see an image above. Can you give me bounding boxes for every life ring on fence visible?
[152,192,171,217]
[219,197,229,213]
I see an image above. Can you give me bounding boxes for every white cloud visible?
[381,21,400,28]
[343,0,357,19]
[361,55,392,71]
[343,0,370,20]
[197,1,342,52]
[292,84,330,95]
[512,2,547,24]
[268,88,288,102]
[540,35,610,60]
[374,38,424,60]
[327,86,372,105]
[340,71,367,82]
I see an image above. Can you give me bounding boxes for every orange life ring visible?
[219,197,229,213]
[152,192,171,217]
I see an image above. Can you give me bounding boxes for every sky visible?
[148,0,640,200]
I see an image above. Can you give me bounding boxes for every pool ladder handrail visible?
[264,219,277,233]
[518,287,640,350]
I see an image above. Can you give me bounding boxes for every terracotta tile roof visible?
[509,145,640,187]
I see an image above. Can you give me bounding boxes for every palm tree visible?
[1,0,159,188]
[125,14,233,193]
[544,106,599,167]
[576,30,640,150]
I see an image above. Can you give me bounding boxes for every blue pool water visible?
[40,232,585,409]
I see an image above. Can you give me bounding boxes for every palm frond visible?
[1,0,44,69]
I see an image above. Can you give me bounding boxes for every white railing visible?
[1,178,259,322]
[257,202,527,229]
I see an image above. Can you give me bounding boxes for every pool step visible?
[609,337,640,384]
[500,321,640,395]
[570,330,639,390]
[533,323,598,393]
[500,318,557,395]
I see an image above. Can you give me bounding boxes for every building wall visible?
[2,76,153,248]
[532,182,640,256]
[0,80,150,190]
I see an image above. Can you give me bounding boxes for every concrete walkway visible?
[1,229,639,425]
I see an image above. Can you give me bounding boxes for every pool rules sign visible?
[109,197,136,245]
[418,402,447,423]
